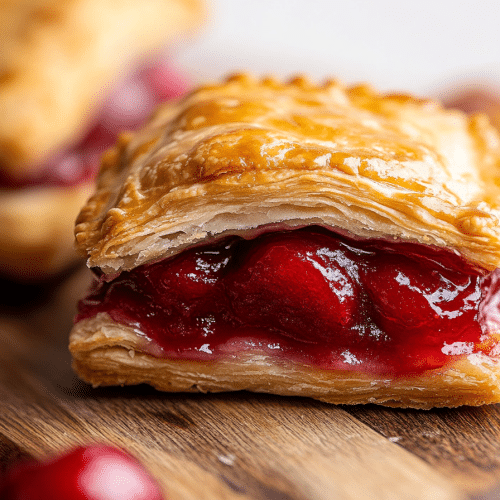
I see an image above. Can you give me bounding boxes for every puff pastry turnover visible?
[0,0,204,279]
[0,0,203,175]
[70,74,500,408]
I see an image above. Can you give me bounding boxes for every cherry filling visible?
[0,60,188,188]
[76,228,500,376]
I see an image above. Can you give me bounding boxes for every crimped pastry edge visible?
[69,314,500,409]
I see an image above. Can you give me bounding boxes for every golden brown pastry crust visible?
[69,313,500,409]
[75,74,500,275]
[0,0,205,177]
[0,182,94,279]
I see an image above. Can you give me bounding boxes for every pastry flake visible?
[71,74,500,408]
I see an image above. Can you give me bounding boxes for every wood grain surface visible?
[1,267,500,500]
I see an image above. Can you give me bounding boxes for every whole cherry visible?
[0,444,164,500]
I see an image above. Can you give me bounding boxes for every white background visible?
[173,0,500,97]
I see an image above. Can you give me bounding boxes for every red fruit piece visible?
[227,231,362,343]
[147,244,232,304]
[0,444,164,500]
[360,252,482,344]
[79,242,235,343]
[140,243,233,326]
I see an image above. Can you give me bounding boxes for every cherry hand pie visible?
[0,0,204,280]
[70,74,500,408]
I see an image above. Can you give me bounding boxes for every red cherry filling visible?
[0,444,164,500]
[359,252,484,370]
[0,60,188,188]
[228,232,362,343]
[76,228,500,376]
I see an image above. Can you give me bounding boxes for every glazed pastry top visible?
[75,74,500,274]
[0,0,204,177]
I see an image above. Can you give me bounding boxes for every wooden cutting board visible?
[1,267,500,500]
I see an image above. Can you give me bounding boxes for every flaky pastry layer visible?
[0,0,204,176]
[0,183,93,279]
[70,314,500,408]
[75,74,500,274]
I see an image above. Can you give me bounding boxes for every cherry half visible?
[0,444,164,500]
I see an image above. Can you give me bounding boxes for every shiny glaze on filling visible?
[76,228,500,375]
[0,61,187,188]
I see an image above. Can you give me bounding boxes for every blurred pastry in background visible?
[0,0,205,281]
[440,81,500,131]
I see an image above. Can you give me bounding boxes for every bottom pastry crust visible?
[70,314,500,409]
